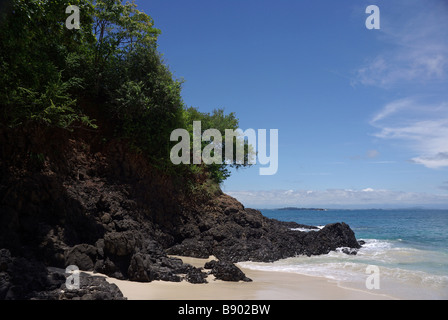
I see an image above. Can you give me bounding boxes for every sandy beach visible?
[89,256,396,300]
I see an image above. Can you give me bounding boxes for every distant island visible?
[277,207,327,211]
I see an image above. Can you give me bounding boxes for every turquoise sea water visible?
[238,209,448,299]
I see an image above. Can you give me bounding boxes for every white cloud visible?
[354,1,448,87]
[226,189,448,209]
[355,49,448,88]
[370,99,448,169]
[370,98,413,123]
[411,153,448,169]
[356,2,448,169]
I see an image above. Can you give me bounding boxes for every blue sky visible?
[138,0,448,208]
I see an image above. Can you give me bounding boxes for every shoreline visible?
[89,256,397,300]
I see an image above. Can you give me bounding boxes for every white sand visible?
[87,256,397,300]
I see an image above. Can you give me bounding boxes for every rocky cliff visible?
[0,125,361,299]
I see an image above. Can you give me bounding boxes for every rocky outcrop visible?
[0,126,362,299]
[0,249,124,300]
[166,196,361,262]
[34,269,126,300]
[204,260,252,282]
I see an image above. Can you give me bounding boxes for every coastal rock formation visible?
[0,249,124,300]
[0,126,361,299]
[204,260,252,282]
[166,198,361,262]
[34,270,126,300]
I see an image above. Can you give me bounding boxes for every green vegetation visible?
[0,0,251,186]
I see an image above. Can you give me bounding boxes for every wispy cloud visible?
[227,189,448,208]
[354,2,448,169]
[353,1,448,88]
[355,53,447,88]
[413,153,448,169]
[370,98,448,169]
[370,98,413,123]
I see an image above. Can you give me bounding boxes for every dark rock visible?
[114,218,141,232]
[167,195,361,264]
[203,260,217,270]
[0,249,13,299]
[101,213,112,225]
[0,125,363,298]
[358,240,366,246]
[159,256,186,273]
[94,257,124,279]
[0,249,12,272]
[0,252,54,300]
[208,260,252,282]
[103,231,140,257]
[179,223,201,239]
[299,222,361,257]
[0,272,12,300]
[341,248,358,255]
[145,239,168,257]
[0,249,124,300]
[34,270,125,300]
[95,238,105,257]
[127,253,152,282]
[166,238,212,259]
[185,267,208,284]
[320,223,361,249]
[96,195,111,212]
[64,244,98,271]
[127,253,181,282]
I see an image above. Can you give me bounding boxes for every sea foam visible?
[239,238,448,299]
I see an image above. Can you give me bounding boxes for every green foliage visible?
[89,1,183,161]
[93,0,160,56]
[0,0,96,129]
[106,47,184,160]
[5,72,96,129]
[0,0,250,186]
[90,0,161,96]
[182,107,255,184]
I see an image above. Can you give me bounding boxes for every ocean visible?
[238,209,448,299]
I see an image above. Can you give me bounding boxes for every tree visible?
[182,107,255,184]
[0,0,251,186]
[0,0,96,129]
